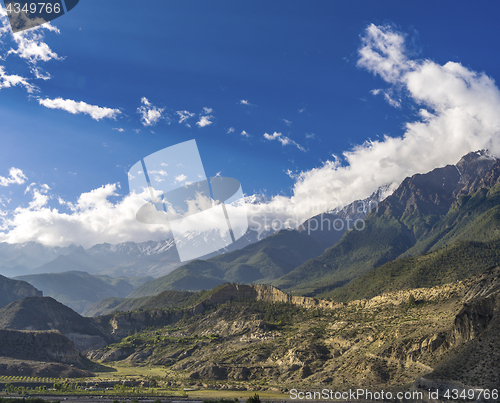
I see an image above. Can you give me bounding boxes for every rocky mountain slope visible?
[329,238,500,302]
[0,296,108,352]
[129,230,327,296]
[84,266,500,392]
[0,274,42,308]
[0,329,94,377]
[273,151,500,295]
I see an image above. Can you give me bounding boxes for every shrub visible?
[246,394,261,403]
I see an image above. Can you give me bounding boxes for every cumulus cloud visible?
[263,132,306,152]
[8,24,61,64]
[196,116,213,127]
[243,23,500,232]
[137,97,165,126]
[195,107,214,127]
[38,97,121,120]
[241,130,251,137]
[0,184,170,247]
[0,168,27,187]
[4,23,500,245]
[227,127,235,134]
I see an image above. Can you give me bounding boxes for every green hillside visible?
[402,184,500,257]
[129,229,326,297]
[272,214,415,294]
[275,172,500,295]
[327,238,500,301]
[83,290,196,316]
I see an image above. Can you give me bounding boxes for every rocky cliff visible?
[193,283,345,314]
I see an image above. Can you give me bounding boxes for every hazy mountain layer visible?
[15,271,153,314]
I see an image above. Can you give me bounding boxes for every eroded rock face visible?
[452,296,497,343]
[192,283,345,314]
[87,347,134,363]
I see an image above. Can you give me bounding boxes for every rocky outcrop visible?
[193,283,344,314]
[94,309,184,340]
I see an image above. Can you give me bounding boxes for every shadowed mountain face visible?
[273,151,500,295]
[0,296,108,352]
[0,274,42,308]
[0,328,94,378]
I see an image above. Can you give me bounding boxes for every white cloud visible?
[4,24,500,246]
[227,127,235,134]
[282,119,292,127]
[39,97,121,120]
[0,10,62,94]
[357,23,412,84]
[243,23,500,232]
[197,115,213,128]
[263,132,306,152]
[195,107,214,127]
[0,65,37,93]
[239,99,250,105]
[137,97,165,126]
[175,174,187,183]
[0,168,27,187]
[113,127,125,132]
[8,25,62,64]
[241,130,250,137]
[0,184,170,247]
[176,110,195,124]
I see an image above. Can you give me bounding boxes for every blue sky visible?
[2,1,500,247]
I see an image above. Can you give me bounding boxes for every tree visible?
[408,294,416,309]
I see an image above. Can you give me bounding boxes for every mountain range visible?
[128,151,500,299]
[2,150,500,317]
